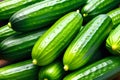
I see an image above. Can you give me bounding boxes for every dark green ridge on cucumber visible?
[0,0,41,20]
[0,24,17,42]
[9,0,86,32]
[39,61,65,80]
[81,0,120,22]
[63,14,113,71]
[32,10,83,66]
[63,56,120,80]
[106,24,120,56]
[107,8,120,28]
[0,28,47,61]
[0,60,39,80]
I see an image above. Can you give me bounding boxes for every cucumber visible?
[0,28,47,61]
[39,61,65,80]
[9,0,86,32]
[107,8,120,28]
[81,0,120,22]
[0,0,41,20]
[63,14,113,71]
[63,56,120,80]
[106,24,120,56]
[32,10,83,66]
[0,60,39,80]
[0,24,17,42]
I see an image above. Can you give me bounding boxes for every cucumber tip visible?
[32,59,37,65]
[44,78,48,80]
[76,10,80,13]
[112,44,118,50]
[8,22,11,28]
[83,13,88,17]
[64,65,69,71]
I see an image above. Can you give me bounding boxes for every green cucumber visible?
[81,0,120,21]
[0,28,47,61]
[39,61,65,80]
[63,56,120,80]
[107,8,120,28]
[106,24,120,56]
[0,0,41,20]
[32,10,83,66]
[0,60,39,80]
[63,14,113,71]
[0,24,17,42]
[9,0,86,32]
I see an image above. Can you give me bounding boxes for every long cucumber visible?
[63,14,113,71]
[9,0,86,32]
[32,10,83,66]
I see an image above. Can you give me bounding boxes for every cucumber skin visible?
[107,8,120,28]
[0,24,17,42]
[106,24,120,55]
[63,14,113,71]
[0,0,40,20]
[81,0,120,21]
[9,0,86,32]
[63,56,120,80]
[32,11,83,66]
[39,61,65,80]
[0,60,39,80]
[0,28,47,61]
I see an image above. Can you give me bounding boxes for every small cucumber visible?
[63,56,120,80]
[106,24,120,55]
[81,0,120,22]
[0,0,41,20]
[0,28,47,61]
[0,60,39,80]
[9,0,86,32]
[32,10,83,66]
[0,24,17,42]
[107,8,120,28]
[39,61,65,80]
[63,14,113,71]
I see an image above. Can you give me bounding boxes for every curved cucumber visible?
[63,56,120,80]
[106,24,120,55]
[63,14,113,71]
[0,60,39,80]
[32,11,83,66]
[81,0,120,21]
[9,0,85,32]
[0,24,17,42]
[107,8,120,28]
[39,61,65,80]
[0,28,47,61]
[0,0,41,20]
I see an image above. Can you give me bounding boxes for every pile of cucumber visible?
[0,0,120,80]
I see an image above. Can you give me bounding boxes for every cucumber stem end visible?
[44,78,48,80]
[64,65,69,71]
[32,59,37,65]
[8,22,11,28]
[112,45,118,50]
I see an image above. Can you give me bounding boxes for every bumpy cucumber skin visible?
[0,60,39,80]
[63,56,120,80]
[107,8,120,28]
[39,61,65,80]
[9,0,86,32]
[106,24,120,55]
[32,11,83,66]
[0,0,40,20]
[0,28,47,61]
[0,24,17,42]
[63,14,113,71]
[81,0,120,21]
